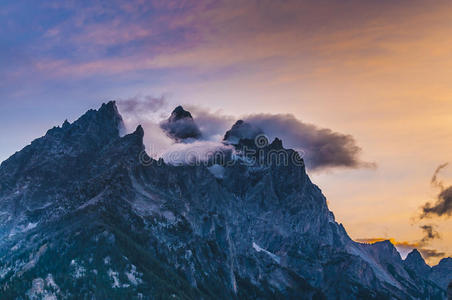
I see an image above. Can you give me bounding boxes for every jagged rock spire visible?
[160,105,201,141]
[404,249,430,276]
[169,105,194,122]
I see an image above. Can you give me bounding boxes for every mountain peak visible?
[67,101,123,141]
[223,119,263,143]
[405,249,428,266]
[404,249,431,276]
[62,119,70,129]
[134,124,144,139]
[270,137,283,149]
[1,101,450,298]
[169,105,194,122]
[407,249,423,260]
[52,101,122,143]
[99,100,117,112]
[368,240,402,261]
[160,105,201,141]
[437,257,452,267]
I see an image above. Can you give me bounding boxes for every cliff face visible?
[0,102,449,299]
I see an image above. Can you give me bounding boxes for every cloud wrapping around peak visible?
[242,114,375,171]
[117,99,373,171]
[161,141,234,166]
[223,120,264,143]
[178,109,374,171]
[160,106,202,142]
[117,95,174,157]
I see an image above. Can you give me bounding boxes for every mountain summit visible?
[160,105,202,141]
[404,249,431,276]
[169,105,195,122]
[0,102,450,299]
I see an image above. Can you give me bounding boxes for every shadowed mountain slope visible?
[0,102,449,299]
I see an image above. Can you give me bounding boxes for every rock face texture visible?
[430,258,452,293]
[0,102,450,299]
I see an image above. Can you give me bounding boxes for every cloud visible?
[419,249,446,259]
[161,141,234,166]
[160,106,202,142]
[159,106,373,171]
[117,95,174,157]
[117,95,167,116]
[419,224,440,243]
[431,163,449,189]
[420,163,452,218]
[421,186,452,218]
[118,101,225,160]
[160,118,202,142]
[118,101,230,160]
[185,105,235,141]
[162,106,374,171]
[420,224,441,244]
[242,114,375,171]
[391,242,445,261]
[118,102,372,171]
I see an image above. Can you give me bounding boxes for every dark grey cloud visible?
[421,163,452,218]
[420,224,441,244]
[117,95,167,115]
[419,248,446,259]
[160,106,202,142]
[180,109,373,171]
[421,187,452,218]
[241,114,375,171]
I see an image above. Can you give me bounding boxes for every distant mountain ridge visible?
[0,102,450,299]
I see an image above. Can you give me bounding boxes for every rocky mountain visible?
[0,102,450,299]
[430,258,452,293]
[404,249,431,277]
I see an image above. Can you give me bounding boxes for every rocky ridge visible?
[0,102,450,299]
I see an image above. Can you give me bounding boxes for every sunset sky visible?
[1,0,451,264]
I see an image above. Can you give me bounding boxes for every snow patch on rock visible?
[70,259,86,279]
[252,242,281,264]
[126,264,143,286]
[107,269,130,288]
[26,276,59,300]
